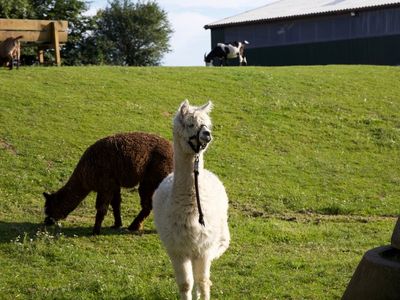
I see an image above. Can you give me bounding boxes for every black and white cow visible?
[204,40,249,66]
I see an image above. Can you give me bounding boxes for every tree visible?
[94,0,172,66]
[0,0,35,19]
[30,0,93,65]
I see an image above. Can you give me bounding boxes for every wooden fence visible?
[0,18,68,66]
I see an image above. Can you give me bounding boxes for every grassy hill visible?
[0,65,399,299]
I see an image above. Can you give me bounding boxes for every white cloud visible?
[162,12,214,66]
[157,0,270,10]
[84,0,107,16]
[83,7,97,16]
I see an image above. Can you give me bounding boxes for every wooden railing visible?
[0,18,68,66]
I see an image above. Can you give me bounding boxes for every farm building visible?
[204,0,400,66]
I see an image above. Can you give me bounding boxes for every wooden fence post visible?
[51,22,61,66]
[38,49,44,64]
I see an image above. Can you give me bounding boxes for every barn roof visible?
[204,0,400,29]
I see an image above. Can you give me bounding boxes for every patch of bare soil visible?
[0,138,17,155]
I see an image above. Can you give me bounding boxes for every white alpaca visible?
[153,100,230,300]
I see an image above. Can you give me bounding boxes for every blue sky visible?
[88,0,271,66]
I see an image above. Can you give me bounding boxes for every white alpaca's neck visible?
[172,138,205,194]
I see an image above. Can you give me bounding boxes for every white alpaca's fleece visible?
[152,100,230,300]
[153,170,229,259]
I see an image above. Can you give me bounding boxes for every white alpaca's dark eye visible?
[188,124,195,128]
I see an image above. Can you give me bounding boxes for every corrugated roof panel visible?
[205,0,400,28]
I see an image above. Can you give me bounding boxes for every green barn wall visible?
[209,29,400,66]
[244,35,400,66]
[210,28,225,48]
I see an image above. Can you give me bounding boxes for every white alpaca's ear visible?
[179,99,190,117]
[200,101,213,113]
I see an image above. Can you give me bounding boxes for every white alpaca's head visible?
[174,99,213,154]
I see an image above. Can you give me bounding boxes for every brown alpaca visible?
[43,132,173,235]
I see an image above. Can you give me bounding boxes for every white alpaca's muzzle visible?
[188,125,212,153]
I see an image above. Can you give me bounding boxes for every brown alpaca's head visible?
[43,192,66,225]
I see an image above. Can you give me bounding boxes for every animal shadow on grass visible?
[120,293,168,300]
[0,220,156,243]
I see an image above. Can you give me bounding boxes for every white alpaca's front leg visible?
[170,255,194,300]
[193,257,212,300]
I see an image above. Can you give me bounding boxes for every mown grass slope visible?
[0,65,399,299]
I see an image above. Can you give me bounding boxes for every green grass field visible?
[0,65,399,299]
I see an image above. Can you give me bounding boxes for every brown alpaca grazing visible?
[43,132,173,235]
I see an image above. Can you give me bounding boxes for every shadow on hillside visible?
[121,293,168,300]
[0,220,156,243]
[0,221,39,243]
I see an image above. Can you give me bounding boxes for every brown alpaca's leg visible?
[8,55,13,70]
[127,183,153,231]
[110,189,122,229]
[93,191,112,235]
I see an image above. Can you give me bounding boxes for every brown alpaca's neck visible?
[54,176,89,216]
